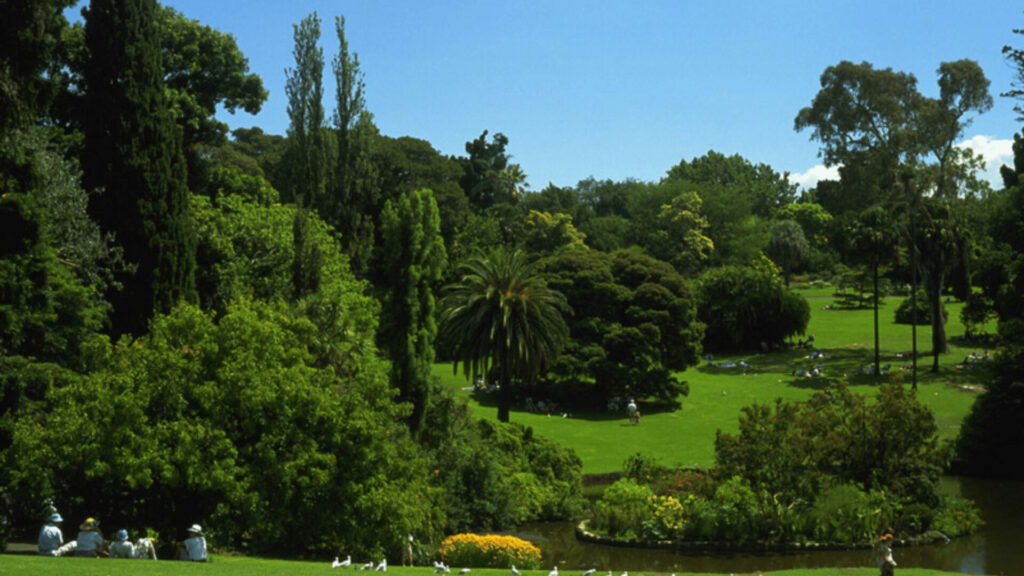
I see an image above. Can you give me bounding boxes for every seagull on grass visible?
[376,559,387,572]
[333,555,352,568]
[582,570,596,576]
[549,567,558,576]
[361,561,375,570]
[458,568,471,575]
[511,565,520,576]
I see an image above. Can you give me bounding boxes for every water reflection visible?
[511,477,1023,575]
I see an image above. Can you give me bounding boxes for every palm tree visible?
[850,206,899,378]
[438,249,569,422]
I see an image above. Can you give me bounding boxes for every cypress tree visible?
[81,0,197,337]
[379,189,446,434]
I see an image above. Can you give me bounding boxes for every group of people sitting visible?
[37,512,206,561]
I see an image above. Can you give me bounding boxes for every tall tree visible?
[0,0,74,131]
[328,15,380,275]
[379,189,447,434]
[849,206,900,377]
[956,129,1024,479]
[917,60,992,199]
[82,0,197,337]
[794,61,920,213]
[284,12,329,207]
[438,249,569,423]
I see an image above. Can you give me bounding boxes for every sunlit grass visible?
[0,555,975,576]
[434,292,994,474]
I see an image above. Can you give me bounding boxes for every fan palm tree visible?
[438,249,569,422]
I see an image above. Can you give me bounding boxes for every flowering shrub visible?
[438,533,542,569]
[649,495,686,539]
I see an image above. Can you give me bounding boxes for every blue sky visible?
[72,1,1023,190]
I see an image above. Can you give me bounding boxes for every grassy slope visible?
[433,293,993,474]
[0,556,971,576]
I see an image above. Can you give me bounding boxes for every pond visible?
[511,476,1023,575]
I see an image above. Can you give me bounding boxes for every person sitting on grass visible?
[109,529,134,558]
[38,513,67,556]
[177,524,207,562]
[74,517,105,557]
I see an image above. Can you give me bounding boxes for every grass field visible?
[433,292,995,474]
[0,555,976,576]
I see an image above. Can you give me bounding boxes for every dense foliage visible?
[538,248,703,407]
[697,261,810,352]
[589,385,981,544]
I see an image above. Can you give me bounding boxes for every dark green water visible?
[512,476,1023,576]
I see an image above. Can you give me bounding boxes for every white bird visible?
[582,570,596,576]
[376,559,387,572]
[549,567,559,576]
[458,568,471,575]
[511,565,520,576]
[333,557,342,568]
[333,555,352,568]
[361,561,375,570]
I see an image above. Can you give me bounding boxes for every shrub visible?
[809,483,887,543]
[698,263,810,352]
[590,479,655,539]
[931,496,984,538]
[623,452,667,485]
[438,534,542,569]
[894,290,947,325]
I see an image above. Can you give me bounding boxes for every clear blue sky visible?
[72,1,1024,190]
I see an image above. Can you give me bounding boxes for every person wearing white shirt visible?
[109,529,135,558]
[179,524,207,562]
[37,513,65,556]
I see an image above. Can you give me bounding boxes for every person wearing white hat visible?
[179,524,207,562]
[37,513,66,556]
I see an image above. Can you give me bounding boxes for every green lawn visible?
[0,555,975,576]
[434,293,994,474]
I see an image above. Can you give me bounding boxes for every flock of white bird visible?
[330,557,686,576]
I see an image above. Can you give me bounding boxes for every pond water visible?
[511,476,1024,576]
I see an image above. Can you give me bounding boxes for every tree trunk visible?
[925,271,949,373]
[873,263,881,378]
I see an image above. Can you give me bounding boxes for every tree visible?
[849,206,900,376]
[698,261,810,352]
[909,198,969,372]
[766,220,809,286]
[438,249,569,422]
[0,0,75,131]
[794,60,920,213]
[665,150,797,218]
[650,187,714,274]
[1001,21,1024,122]
[284,12,329,207]
[916,60,992,199]
[328,15,380,276]
[538,249,703,407]
[158,5,268,150]
[379,189,447,434]
[458,130,516,211]
[956,130,1024,479]
[81,0,197,337]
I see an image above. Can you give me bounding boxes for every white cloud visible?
[789,164,840,190]
[956,134,1013,188]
